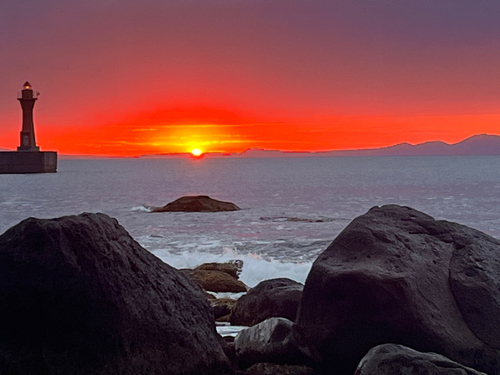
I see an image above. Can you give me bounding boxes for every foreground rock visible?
[354,344,487,375]
[296,205,500,375]
[0,213,232,375]
[152,195,240,212]
[230,278,303,326]
[235,318,314,369]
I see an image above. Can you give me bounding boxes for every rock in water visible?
[151,195,240,212]
[196,262,242,279]
[296,205,500,375]
[354,344,487,375]
[230,278,303,326]
[181,269,248,293]
[211,297,237,320]
[0,213,232,375]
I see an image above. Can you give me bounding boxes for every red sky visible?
[1,1,500,156]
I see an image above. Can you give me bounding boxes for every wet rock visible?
[296,205,500,375]
[182,269,248,293]
[0,213,232,375]
[217,314,232,323]
[151,195,240,212]
[354,344,487,375]
[235,317,314,369]
[230,278,303,326]
[212,297,238,320]
[196,261,242,279]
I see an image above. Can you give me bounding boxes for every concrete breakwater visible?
[0,151,57,173]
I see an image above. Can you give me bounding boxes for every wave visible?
[152,246,313,288]
[130,205,153,212]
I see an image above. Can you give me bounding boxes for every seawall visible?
[0,151,57,174]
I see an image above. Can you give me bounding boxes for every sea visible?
[1,155,500,289]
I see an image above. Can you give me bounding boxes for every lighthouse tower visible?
[0,81,57,173]
[17,81,40,151]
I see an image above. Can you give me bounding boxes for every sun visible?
[190,148,203,157]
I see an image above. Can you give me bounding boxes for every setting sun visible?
[190,148,203,157]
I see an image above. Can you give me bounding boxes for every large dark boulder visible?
[0,213,232,375]
[354,344,487,375]
[230,278,303,326]
[152,195,240,212]
[296,205,500,375]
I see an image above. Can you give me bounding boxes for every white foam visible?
[216,324,248,337]
[208,291,246,300]
[152,247,313,288]
[131,205,152,212]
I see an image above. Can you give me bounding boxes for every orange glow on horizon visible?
[2,104,500,157]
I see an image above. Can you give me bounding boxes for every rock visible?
[211,297,238,320]
[230,278,303,326]
[296,205,500,375]
[151,195,240,212]
[196,261,242,279]
[217,314,231,323]
[182,269,248,293]
[235,318,314,369]
[354,344,487,375]
[242,362,315,375]
[0,213,232,375]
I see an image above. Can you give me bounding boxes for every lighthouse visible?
[17,81,40,151]
[0,81,57,173]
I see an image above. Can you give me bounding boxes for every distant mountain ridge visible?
[233,134,500,158]
[332,134,500,156]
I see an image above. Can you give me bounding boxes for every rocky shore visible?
[0,205,499,374]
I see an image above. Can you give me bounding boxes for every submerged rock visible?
[151,195,240,212]
[230,278,303,326]
[354,344,487,375]
[0,213,232,375]
[296,205,500,375]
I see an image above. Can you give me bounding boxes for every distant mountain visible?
[233,134,500,158]
[330,134,500,157]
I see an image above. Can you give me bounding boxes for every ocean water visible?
[1,155,500,287]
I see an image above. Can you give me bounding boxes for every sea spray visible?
[152,246,313,288]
